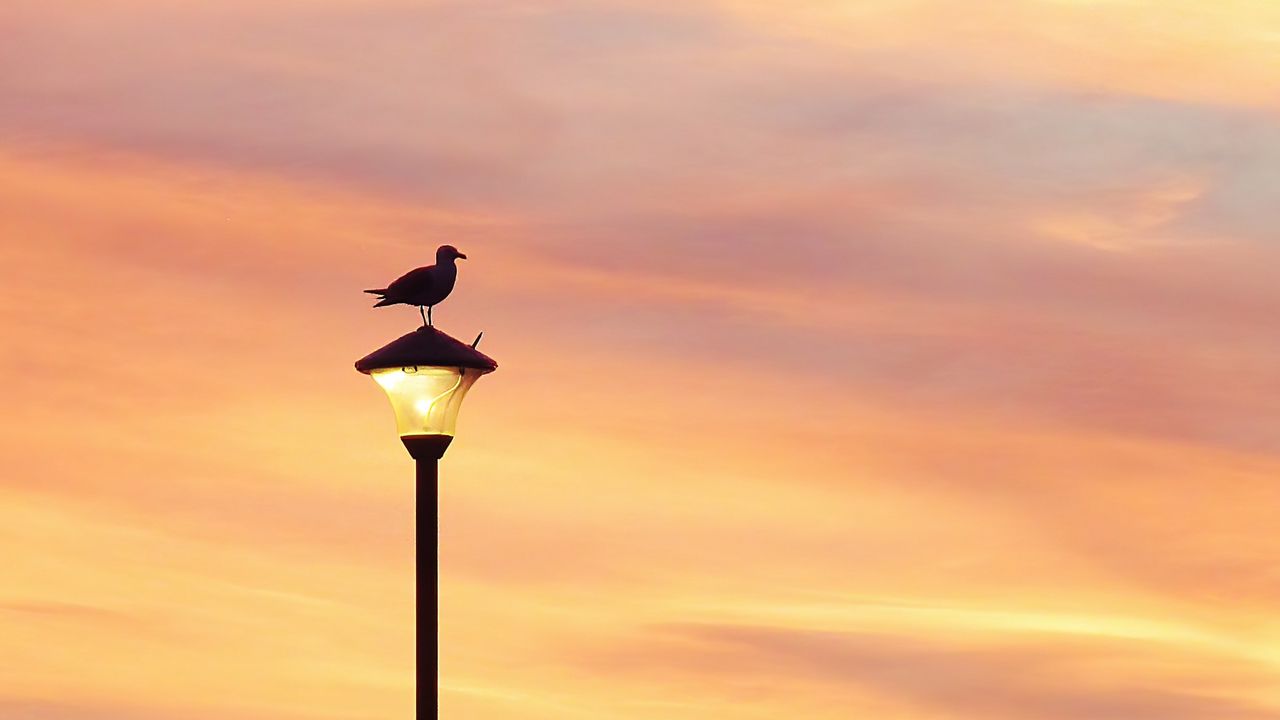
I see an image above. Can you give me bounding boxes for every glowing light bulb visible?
[370,366,478,437]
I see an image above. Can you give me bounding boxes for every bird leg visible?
[419,306,428,327]
[428,306,434,327]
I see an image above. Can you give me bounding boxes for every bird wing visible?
[382,265,436,300]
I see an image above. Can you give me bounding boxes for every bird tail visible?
[365,288,393,307]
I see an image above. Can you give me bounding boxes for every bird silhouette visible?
[365,245,467,327]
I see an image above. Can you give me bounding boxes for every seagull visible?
[364,245,467,327]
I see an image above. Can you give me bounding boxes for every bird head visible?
[437,244,467,262]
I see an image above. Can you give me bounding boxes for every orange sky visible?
[3,1,1280,718]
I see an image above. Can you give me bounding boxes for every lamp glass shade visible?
[371,365,481,438]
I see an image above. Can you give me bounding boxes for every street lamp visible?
[356,324,497,718]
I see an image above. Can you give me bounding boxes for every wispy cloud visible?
[613,623,1280,720]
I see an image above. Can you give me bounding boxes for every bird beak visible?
[457,253,468,260]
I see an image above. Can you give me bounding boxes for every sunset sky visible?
[3,1,1280,718]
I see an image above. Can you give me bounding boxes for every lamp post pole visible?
[419,455,436,719]
[402,435,453,719]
